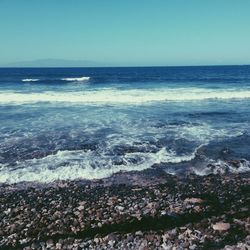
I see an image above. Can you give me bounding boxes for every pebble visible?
[0,172,249,249]
[212,222,231,231]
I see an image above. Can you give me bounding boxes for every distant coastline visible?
[0,60,249,68]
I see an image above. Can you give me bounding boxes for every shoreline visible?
[0,168,169,190]
[1,170,249,249]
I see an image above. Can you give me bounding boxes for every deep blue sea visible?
[1,66,250,183]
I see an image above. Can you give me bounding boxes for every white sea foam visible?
[61,76,90,81]
[0,147,195,183]
[193,159,250,176]
[1,88,250,105]
[22,78,39,82]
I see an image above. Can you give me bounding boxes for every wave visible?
[61,76,90,82]
[0,147,195,183]
[1,88,250,105]
[21,76,90,83]
[22,78,40,82]
[192,159,250,176]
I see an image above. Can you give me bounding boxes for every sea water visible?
[0,66,250,183]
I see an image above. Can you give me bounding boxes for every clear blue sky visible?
[0,0,250,66]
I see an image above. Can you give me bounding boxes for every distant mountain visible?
[1,59,105,67]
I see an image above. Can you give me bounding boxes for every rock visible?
[74,210,80,216]
[184,198,203,204]
[233,219,245,226]
[135,231,143,236]
[94,238,100,244]
[147,202,157,209]
[31,242,40,249]
[108,240,115,247]
[189,244,198,250]
[77,205,85,211]
[19,238,30,244]
[46,239,54,247]
[4,208,11,215]
[55,242,62,249]
[115,205,125,211]
[212,222,231,231]
[169,228,177,237]
[161,243,173,250]
[146,234,154,241]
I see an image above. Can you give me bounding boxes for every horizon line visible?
[0,64,250,69]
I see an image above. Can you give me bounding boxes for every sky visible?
[0,0,250,66]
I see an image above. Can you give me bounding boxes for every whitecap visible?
[22,78,39,82]
[61,76,90,82]
[1,87,250,105]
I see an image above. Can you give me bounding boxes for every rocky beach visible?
[1,66,250,249]
[1,170,249,250]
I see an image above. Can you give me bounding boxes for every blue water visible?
[0,66,250,183]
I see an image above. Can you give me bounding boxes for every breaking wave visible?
[1,88,250,105]
[21,76,90,83]
[61,76,90,81]
[192,159,250,176]
[0,147,196,183]
[22,78,40,82]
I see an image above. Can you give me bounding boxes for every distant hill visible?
[1,59,105,67]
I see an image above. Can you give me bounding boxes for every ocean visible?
[0,66,250,183]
